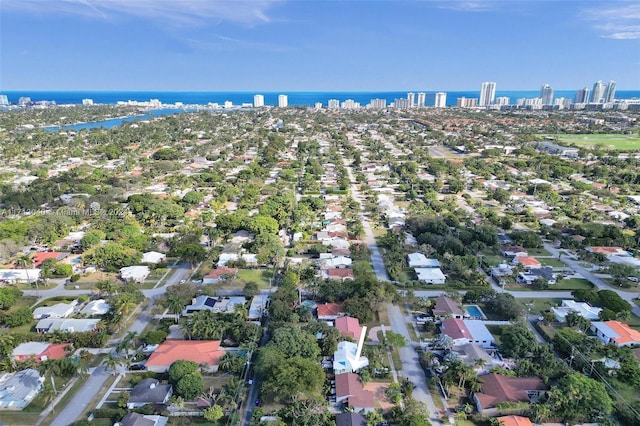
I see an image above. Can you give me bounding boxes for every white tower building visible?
[278,94,288,107]
[417,92,426,107]
[479,82,496,106]
[253,94,264,107]
[434,92,447,108]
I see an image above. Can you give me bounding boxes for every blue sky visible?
[1,0,639,91]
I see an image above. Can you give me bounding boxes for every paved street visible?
[49,263,192,426]
[348,166,443,425]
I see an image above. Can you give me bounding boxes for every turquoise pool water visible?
[465,305,485,318]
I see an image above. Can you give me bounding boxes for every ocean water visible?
[3,90,640,108]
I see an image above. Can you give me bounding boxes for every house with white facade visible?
[120,265,150,283]
[415,268,446,284]
[551,300,602,322]
[33,300,78,320]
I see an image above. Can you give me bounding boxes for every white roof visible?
[407,253,429,267]
[36,318,99,333]
[120,265,150,280]
[591,321,619,339]
[333,341,369,373]
[462,320,494,343]
[142,251,166,264]
[415,268,446,281]
[248,294,270,320]
[0,269,41,283]
[80,299,111,316]
[217,253,239,266]
[12,342,49,357]
[555,300,602,320]
[33,301,76,319]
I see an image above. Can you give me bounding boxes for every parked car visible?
[129,364,147,371]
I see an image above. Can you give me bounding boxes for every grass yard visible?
[602,278,640,293]
[553,278,594,290]
[518,298,563,315]
[539,258,566,268]
[526,248,552,257]
[236,269,273,288]
[547,133,640,151]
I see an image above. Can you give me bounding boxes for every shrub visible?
[168,360,199,385]
[69,274,81,282]
[92,408,127,422]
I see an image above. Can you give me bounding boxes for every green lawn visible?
[236,269,273,288]
[546,133,640,151]
[602,278,640,293]
[553,278,594,290]
[539,258,566,268]
[526,248,552,257]
[518,298,563,315]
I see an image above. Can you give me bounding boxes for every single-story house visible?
[318,255,352,270]
[491,264,514,279]
[145,340,225,372]
[335,316,364,340]
[182,296,216,315]
[440,319,495,349]
[141,251,166,264]
[33,300,78,320]
[120,413,169,426]
[248,294,269,321]
[586,246,629,257]
[500,246,528,258]
[334,373,374,413]
[317,302,346,321]
[447,343,495,373]
[0,369,44,410]
[31,252,69,268]
[335,412,367,426]
[516,266,556,285]
[35,318,99,334]
[415,268,446,284]
[217,253,239,267]
[432,296,464,319]
[80,299,111,316]
[551,300,602,322]
[322,237,350,250]
[474,373,546,415]
[0,269,41,284]
[513,256,541,269]
[407,253,440,268]
[202,266,238,284]
[12,342,70,362]
[127,378,172,409]
[334,329,369,374]
[496,415,533,426]
[591,320,640,347]
[326,268,355,281]
[120,265,151,283]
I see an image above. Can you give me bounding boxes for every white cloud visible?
[2,0,282,26]
[437,1,494,12]
[583,3,640,40]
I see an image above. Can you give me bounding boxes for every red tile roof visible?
[604,321,640,345]
[335,316,363,340]
[440,318,470,340]
[204,266,238,279]
[31,252,65,268]
[146,340,224,368]
[41,343,72,361]
[475,374,545,410]
[514,256,541,268]
[317,302,345,319]
[496,416,533,426]
[327,269,354,280]
[335,373,374,409]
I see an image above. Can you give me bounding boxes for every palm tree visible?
[103,353,126,375]
[116,331,138,359]
[40,380,57,412]
[166,295,184,322]
[39,359,61,395]
[16,254,35,295]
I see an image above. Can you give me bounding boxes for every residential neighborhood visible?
[0,102,638,426]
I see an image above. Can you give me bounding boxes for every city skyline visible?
[1,1,639,91]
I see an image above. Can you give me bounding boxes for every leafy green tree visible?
[243,282,259,298]
[261,356,324,402]
[175,372,203,400]
[168,360,199,385]
[182,191,204,205]
[3,307,32,327]
[245,215,279,235]
[171,243,206,266]
[546,373,612,424]
[203,405,223,422]
[267,325,320,360]
[499,326,539,358]
[0,287,22,310]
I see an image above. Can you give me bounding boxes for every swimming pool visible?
[465,305,486,319]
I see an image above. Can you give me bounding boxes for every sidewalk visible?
[36,376,81,426]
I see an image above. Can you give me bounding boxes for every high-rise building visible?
[328,99,340,109]
[82,98,94,105]
[0,95,8,106]
[314,102,323,109]
[394,98,411,109]
[591,80,605,103]
[368,99,387,109]
[575,87,590,104]
[417,92,426,107]
[604,80,616,103]
[479,82,496,106]
[407,92,415,107]
[434,92,447,108]
[18,97,31,106]
[278,94,288,108]
[341,99,360,109]
[457,97,478,108]
[253,94,264,107]
[540,84,554,105]
[495,97,510,106]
